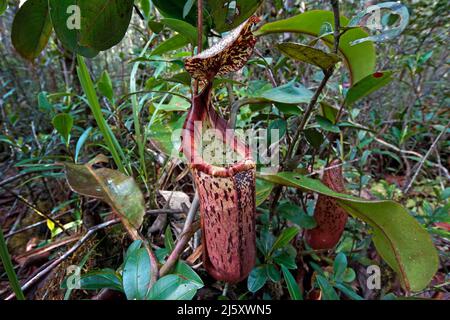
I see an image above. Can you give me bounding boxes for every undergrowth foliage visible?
[0,0,448,301]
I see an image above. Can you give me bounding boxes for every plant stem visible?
[284,70,333,163]
[194,0,204,95]
[331,0,341,54]
[0,227,25,300]
[197,0,203,54]
[120,216,159,286]
[159,221,201,276]
[270,0,342,211]
[183,193,199,233]
[403,123,449,194]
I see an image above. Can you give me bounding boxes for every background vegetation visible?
[0,0,448,300]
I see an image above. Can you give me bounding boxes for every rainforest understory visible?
[0,0,449,301]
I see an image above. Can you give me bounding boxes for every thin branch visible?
[197,0,203,54]
[159,195,200,276]
[331,0,341,54]
[306,158,360,177]
[159,221,201,277]
[193,0,204,95]
[133,4,145,21]
[0,185,70,237]
[403,124,449,194]
[182,193,199,234]
[0,172,31,188]
[5,219,118,300]
[284,71,333,163]
[372,136,450,180]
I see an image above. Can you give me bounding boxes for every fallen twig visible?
[0,185,70,236]
[0,172,31,188]
[4,208,183,239]
[4,207,185,299]
[5,219,117,300]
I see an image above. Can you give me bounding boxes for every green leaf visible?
[260,82,313,104]
[268,119,287,145]
[440,188,450,201]
[258,172,439,292]
[319,101,339,123]
[277,42,341,71]
[174,261,204,288]
[158,96,191,112]
[256,178,273,206]
[257,229,275,256]
[152,0,262,32]
[342,268,356,283]
[270,227,300,255]
[147,275,200,300]
[150,34,190,56]
[281,265,302,300]
[316,275,339,300]
[52,113,73,144]
[49,0,133,54]
[0,227,25,300]
[273,245,297,269]
[183,0,195,18]
[77,56,126,172]
[265,264,281,282]
[148,20,165,34]
[75,127,92,163]
[208,0,263,32]
[304,128,324,149]
[63,269,123,292]
[418,51,433,66]
[334,283,363,300]
[151,0,198,27]
[140,0,151,18]
[11,0,53,60]
[161,18,202,45]
[333,253,347,282]
[97,71,114,102]
[256,10,376,84]
[316,115,340,133]
[277,202,317,229]
[345,71,394,107]
[164,72,192,86]
[247,266,268,293]
[0,0,7,16]
[123,247,151,300]
[125,240,143,259]
[38,92,53,112]
[148,114,186,156]
[64,161,145,229]
[164,225,175,252]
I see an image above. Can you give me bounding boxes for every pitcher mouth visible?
[190,158,256,178]
[182,81,256,178]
